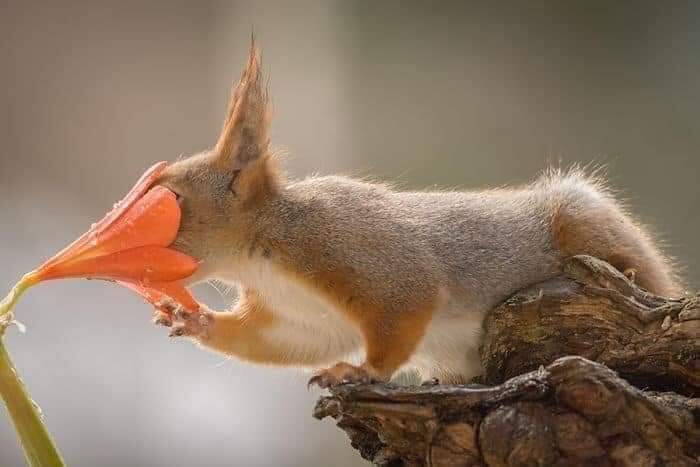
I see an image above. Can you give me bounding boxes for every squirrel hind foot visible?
[308,362,382,388]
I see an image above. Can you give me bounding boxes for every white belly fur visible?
[409,304,485,381]
[217,258,485,379]
[218,258,364,366]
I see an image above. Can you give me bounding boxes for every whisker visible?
[207,279,234,302]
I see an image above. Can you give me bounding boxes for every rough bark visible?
[315,357,700,466]
[315,256,700,466]
[481,255,699,396]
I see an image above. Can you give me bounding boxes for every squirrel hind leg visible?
[309,301,437,388]
[552,188,682,297]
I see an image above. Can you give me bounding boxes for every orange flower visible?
[27,162,200,313]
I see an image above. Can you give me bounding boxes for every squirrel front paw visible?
[152,299,212,340]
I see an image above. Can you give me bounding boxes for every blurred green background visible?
[1,1,698,466]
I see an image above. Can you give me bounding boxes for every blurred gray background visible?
[1,1,699,466]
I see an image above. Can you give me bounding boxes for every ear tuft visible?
[214,40,270,169]
[213,40,280,203]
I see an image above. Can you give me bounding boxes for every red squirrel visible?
[153,45,682,387]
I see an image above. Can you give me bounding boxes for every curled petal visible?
[30,161,201,313]
[87,186,180,256]
[120,281,200,313]
[36,162,172,272]
[36,246,198,283]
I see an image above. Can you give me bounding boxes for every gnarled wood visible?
[315,256,699,466]
[315,357,700,466]
[481,255,699,395]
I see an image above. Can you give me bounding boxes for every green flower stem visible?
[0,273,36,322]
[0,276,66,467]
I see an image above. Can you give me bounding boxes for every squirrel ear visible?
[214,41,270,171]
[213,41,278,202]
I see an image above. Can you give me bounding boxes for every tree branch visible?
[315,357,699,466]
[315,256,699,466]
[481,255,699,395]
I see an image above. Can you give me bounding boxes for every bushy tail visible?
[540,166,683,297]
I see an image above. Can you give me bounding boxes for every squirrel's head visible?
[156,44,282,281]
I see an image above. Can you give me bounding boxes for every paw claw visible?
[198,314,209,327]
[155,298,178,314]
[162,305,211,340]
[169,325,188,337]
[173,306,188,321]
[308,362,380,389]
[307,375,323,389]
[153,314,172,327]
[308,372,338,389]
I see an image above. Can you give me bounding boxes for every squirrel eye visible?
[171,191,183,204]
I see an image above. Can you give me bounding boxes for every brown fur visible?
[545,169,682,296]
[156,45,683,385]
[269,239,439,378]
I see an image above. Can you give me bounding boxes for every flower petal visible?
[29,161,201,314]
[120,281,200,313]
[35,161,169,273]
[88,186,180,256]
[36,246,198,283]
[88,162,170,238]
